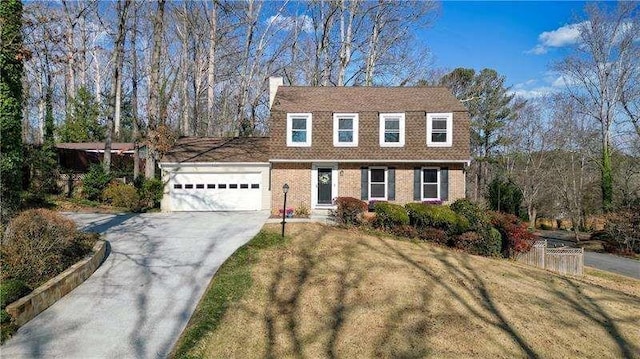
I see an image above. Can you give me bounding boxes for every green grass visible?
[170,230,287,359]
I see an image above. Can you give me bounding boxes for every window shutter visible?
[361,167,368,200]
[388,167,395,201]
[413,167,421,201]
[440,167,449,201]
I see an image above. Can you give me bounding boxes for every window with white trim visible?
[427,113,453,147]
[379,113,405,147]
[422,167,440,200]
[369,167,387,200]
[287,113,312,147]
[333,113,359,147]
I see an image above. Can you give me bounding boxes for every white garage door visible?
[169,172,262,211]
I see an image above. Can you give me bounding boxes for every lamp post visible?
[281,183,289,238]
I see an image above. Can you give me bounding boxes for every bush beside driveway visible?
[0,211,268,359]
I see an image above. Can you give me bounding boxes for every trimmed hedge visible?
[374,202,409,229]
[418,227,448,245]
[453,228,502,257]
[450,199,490,230]
[405,202,469,234]
[333,197,367,225]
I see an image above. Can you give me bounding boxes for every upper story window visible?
[427,113,453,147]
[379,113,405,147]
[333,113,359,147]
[286,113,312,147]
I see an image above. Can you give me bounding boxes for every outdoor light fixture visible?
[281,183,290,238]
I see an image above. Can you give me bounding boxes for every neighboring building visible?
[56,142,145,173]
[159,78,470,212]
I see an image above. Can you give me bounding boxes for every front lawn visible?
[173,223,640,359]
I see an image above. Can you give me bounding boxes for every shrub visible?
[373,202,409,229]
[392,224,419,239]
[103,181,141,210]
[472,227,503,257]
[333,197,367,225]
[0,309,10,324]
[405,203,469,234]
[599,209,640,255]
[139,178,164,209]
[1,209,97,288]
[450,199,491,230]
[418,227,448,245]
[82,164,112,201]
[294,203,310,218]
[491,211,536,258]
[453,231,481,250]
[0,278,31,308]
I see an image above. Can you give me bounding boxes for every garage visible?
[170,172,262,211]
[159,137,271,212]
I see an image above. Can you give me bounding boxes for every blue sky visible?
[422,1,588,98]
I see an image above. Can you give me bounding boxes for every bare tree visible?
[104,0,130,172]
[145,0,165,179]
[555,2,639,212]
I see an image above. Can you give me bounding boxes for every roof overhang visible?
[269,159,472,165]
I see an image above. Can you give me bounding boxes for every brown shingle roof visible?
[272,86,467,113]
[56,142,135,151]
[161,137,270,163]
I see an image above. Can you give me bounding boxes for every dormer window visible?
[333,113,358,147]
[287,113,312,147]
[427,113,453,147]
[379,113,405,147]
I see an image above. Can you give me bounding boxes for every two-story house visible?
[159,77,470,212]
[268,77,470,213]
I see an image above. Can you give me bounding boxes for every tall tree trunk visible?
[131,2,140,180]
[336,0,357,86]
[104,0,130,172]
[365,2,383,86]
[146,0,165,179]
[206,0,217,136]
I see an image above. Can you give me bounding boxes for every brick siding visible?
[271,163,465,213]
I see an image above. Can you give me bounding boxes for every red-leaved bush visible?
[418,227,449,245]
[332,197,367,225]
[490,211,536,257]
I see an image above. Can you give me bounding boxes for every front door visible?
[317,168,333,205]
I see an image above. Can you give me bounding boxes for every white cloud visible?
[510,86,557,99]
[267,14,313,33]
[526,22,587,55]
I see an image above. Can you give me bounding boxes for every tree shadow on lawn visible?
[255,225,640,358]
[260,227,437,359]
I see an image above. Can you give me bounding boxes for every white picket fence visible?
[517,240,584,276]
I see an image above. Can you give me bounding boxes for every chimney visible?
[269,76,283,109]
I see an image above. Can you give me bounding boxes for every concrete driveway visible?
[1,211,268,359]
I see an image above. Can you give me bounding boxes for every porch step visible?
[310,209,335,224]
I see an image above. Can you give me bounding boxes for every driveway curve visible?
[1,211,268,359]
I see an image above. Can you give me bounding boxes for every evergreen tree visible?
[59,87,104,142]
[0,0,25,219]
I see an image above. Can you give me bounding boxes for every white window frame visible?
[426,112,453,147]
[379,113,405,147]
[333,113,359,147]
[421,167,440,201]
[369,166,388,201]
[286,113,312,147]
